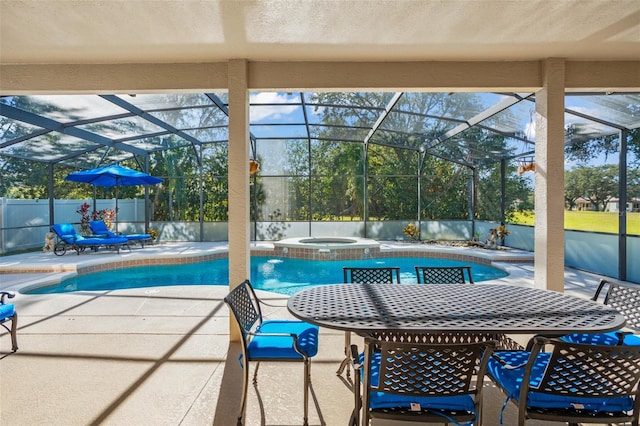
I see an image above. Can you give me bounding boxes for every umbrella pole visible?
[115,185,119,233]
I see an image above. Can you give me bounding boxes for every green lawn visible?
[510,211,640,235]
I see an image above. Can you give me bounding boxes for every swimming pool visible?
[24,256,508,295]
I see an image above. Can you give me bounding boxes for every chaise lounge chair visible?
[51,223,130,256]
[89,220,153,248]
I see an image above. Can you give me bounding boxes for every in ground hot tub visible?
[273,237,380,260]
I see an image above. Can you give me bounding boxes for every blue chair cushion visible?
[561,331,640,346]
[75,236,129,245]
[89,221,150,241]
[55,223,76,236]
[53,223,128,245]
[247,320,319,359]
[0,303,15,320]
[360,352,476,412]
[488,351,634,412]
[123,234,152,241]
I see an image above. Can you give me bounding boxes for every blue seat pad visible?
[123,234,151,241]
[360,352,475,412]
[89,221,150,241]
[75,236,129,245]
[247,320,319,359]
[561,331,640,346]
[0,303,15,320]
[53,224,128,245]
[488,351,633,412]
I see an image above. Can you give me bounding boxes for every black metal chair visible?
[0,291,18,352]
[414,266,473,284]
[488,336,640,425]
[337,267,401,377]
[224,280,319,426]
[343,267,401,285]
[562,279,640,346]
[413,265,524,355]
[350,335,495,425]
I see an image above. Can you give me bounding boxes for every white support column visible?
[534,58,566,292]
[228,59,250,340]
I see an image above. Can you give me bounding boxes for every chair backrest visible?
[415,266,473,284]
[89,220,115,237]
[343,267,401,284]
[224,280,263,342]
[523,336,640,413]
[51,223,79,243]
[594,279,640,331]
[366,337,493,396]
[0,291,15,320]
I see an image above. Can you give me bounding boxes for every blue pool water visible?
[25,256,508,295]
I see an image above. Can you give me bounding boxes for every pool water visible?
[25,256,507,295]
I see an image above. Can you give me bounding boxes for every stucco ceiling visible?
[1,0,639,65]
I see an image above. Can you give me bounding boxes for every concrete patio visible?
[0,242,619,425]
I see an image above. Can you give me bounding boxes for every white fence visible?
[0,198,146,253]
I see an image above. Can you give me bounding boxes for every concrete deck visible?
[0,242,616,425]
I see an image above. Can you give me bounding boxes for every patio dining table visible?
[287,282,625,336]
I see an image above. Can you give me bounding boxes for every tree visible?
[565,165,619,211]
[564,169,582,210]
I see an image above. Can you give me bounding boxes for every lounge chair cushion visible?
[561,331,640,346]
[89,221,151,241]
[52,223,128,246]
[77,236,128,245]
[121,234,151,241]
[247,320,319,359]
[360,352,476,412]
[488,350,634,412]
[0,303,15,320]
[54,223,79,242]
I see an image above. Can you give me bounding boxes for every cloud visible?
[249,92,299,122]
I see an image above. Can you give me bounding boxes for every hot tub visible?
[273,237,380,259]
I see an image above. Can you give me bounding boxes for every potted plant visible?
[147,227,160,242]
[402,223,420,241]
[495,224,510,245]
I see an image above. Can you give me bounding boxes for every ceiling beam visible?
[3,61,638,95]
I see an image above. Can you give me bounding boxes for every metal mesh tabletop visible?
[287,283,625,335]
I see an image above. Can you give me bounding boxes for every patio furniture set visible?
[49,221,153,256]
[224,268,640,426]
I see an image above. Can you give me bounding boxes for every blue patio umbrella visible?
[65,164,162,232]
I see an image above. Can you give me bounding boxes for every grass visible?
[510,211,640,235]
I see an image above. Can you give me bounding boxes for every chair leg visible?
[303,358,310,426]
[336,331,352,377]
[252,361,260,384]
[351,371,361,426]
[10,313,17,351]
[237,359,250,426]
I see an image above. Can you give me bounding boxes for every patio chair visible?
[224,279,319,426]
[337,266,401,377]
[89,220,153,248]
[413,266,524,354]
[561,279,640,346]
[350,335,495,425]
[414,266,473,284]
[51,223,129,256]
[0,291,18,352]
[488,335,640,425]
